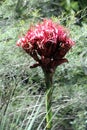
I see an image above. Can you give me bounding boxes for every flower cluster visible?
[17,19,74,73]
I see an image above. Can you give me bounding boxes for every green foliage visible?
[0,0,17,19]
[0,0,87,130]
[0,0,87,21]
[78,0,87,9]
[61,0,79,13]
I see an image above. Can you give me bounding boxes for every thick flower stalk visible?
[17,19,74,129]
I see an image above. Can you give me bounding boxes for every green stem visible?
[44,72,53,130]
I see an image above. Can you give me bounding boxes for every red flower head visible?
[17,19,74,73]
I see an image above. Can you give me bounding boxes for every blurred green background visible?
[0,0,87,130]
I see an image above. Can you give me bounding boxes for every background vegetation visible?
[0,0,87,130]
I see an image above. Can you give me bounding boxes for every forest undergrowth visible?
[0,1,87,130]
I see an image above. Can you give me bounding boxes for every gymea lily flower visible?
[16,19,74,129]
[17,19,74,73]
